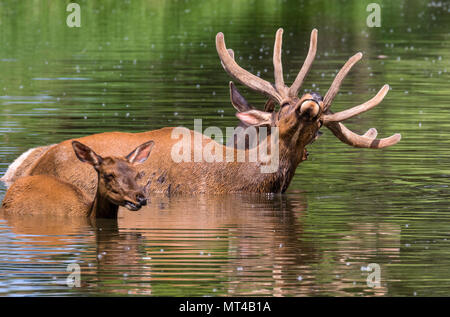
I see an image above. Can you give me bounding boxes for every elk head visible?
[217,28,401,154]
[72,140,154,211]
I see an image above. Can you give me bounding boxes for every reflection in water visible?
[0,193,402,296]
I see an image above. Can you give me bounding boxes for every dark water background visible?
[0,0,449,296]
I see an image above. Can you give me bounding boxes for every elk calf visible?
[1,140,154,218]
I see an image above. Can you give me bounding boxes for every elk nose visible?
[299,100,320,118]
[136,193,147,206]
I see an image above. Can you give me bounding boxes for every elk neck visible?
[230,130,308,193]
[88,175,119,219]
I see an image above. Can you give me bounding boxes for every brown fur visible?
[1,141,153,218]
[21,93,320,197]
[1,175,90,216]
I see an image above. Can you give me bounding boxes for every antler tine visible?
[227,48,234,59]
[323,52,363,111]
[363,128,378,138]
[226,46,277,113]
[273,28,285,93]
[288,28,318,97]
[322,84,390,123]
[220,49,235,70]
[326,121,401,149]
[216,32,283,104]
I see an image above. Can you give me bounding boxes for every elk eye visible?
[136,171,144,180]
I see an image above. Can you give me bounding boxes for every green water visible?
[0,0,449,296]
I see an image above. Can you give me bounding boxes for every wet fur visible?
[22,125,312,197]
[1,175,90,216]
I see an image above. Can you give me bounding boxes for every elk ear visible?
[229,82,252,112]
[236,110,272,126]
[126,141,155,164]
[72,141,103,167]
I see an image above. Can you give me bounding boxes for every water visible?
[0,0,449,296]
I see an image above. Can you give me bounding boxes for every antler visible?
[322,84,389,123]
[273,28,285,93]
[288,29,318,97]
[216,28,318,105]
[326,121,401,148]
[216,32,283,104]
[321,54,401,148]
[223,48,278,113]
[323,52,363,111]
[217,28,401,149]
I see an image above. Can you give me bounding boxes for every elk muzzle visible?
[299,100,319,118]
[123,191,147,211]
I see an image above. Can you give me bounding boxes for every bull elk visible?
[1,140,154,218]
[0,28,400,196]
